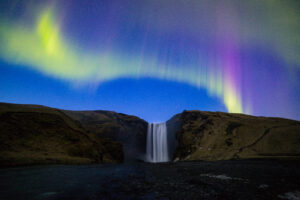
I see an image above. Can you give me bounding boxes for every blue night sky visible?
[0,61,225,122]
[0,0,299,122]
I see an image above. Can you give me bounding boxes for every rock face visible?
[0,103,125,167]
[169,111,300,161]
[63,110,148,161]
[1,102,299,166]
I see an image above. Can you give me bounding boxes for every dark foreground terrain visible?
[0,160,300,200]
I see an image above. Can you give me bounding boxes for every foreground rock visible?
[169,111,300,161]
[0,103,123,167]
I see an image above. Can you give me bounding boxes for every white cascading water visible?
[146,122,169,163]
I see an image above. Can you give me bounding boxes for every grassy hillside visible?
[63,110,148,160]
[2,102,299,166]
[0,103,123,167]
[169,111,300,161]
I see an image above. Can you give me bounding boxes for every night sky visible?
[0,0,299,122]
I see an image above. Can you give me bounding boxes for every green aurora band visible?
[0,1,300,117]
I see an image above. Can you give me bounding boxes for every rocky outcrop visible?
[63,110,148,161]
[169,111,300,161]
[0,103,124,167]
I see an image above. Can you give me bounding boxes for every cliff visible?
[63,110,148,160]
[0,103,124,167]
[169,111,300,161]
[1,102,299,166]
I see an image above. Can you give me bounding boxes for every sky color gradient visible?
[0,0,299,122]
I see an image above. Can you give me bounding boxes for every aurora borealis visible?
[0,0,299,121]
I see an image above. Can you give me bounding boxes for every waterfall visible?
[146,122,169,163]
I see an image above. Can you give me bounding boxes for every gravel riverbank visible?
[0,160,299,200]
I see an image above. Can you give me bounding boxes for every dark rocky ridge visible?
[0,103,146,167]
[1,102,300,167]
[168,110,300,161]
